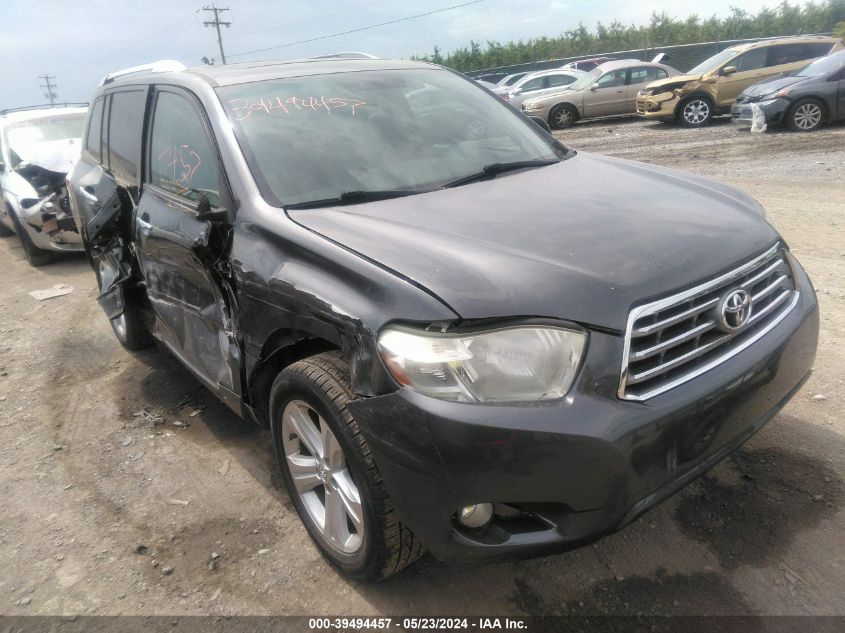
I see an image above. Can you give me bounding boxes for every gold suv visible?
[636,36,843,127]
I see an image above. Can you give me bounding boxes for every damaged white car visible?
[0,105,87,266]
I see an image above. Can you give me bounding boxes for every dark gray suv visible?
[69,57,819,581]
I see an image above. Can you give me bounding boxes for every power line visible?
[39,74,58,106]
[229,0,395,41]
[203,4,232,65]
[228,0,488,59]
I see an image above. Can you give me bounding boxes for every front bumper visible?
[348,260,819,563]
[19,199,83,252]
[731,98,790,127]
[636,92,680,120]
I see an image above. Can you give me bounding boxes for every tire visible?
[95,261,153,351]
[9,210,52,267]
[786,98,824,132]
[549,104,578,129]
[270,351,423,581]
[678,96,714,128]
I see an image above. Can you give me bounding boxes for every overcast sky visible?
[1,0,776,109]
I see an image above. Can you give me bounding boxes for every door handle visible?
[79,186,99,204]
[136,217,153,236]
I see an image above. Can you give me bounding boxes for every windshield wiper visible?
[285,189,427,210]
[441,159,559,189]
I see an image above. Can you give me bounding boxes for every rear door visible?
[582,68,628,118]
[134,86,241,400]
[69,90,145,320]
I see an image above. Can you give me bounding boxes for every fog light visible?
[458,503,493,529]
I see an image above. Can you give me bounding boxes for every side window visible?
[107,90,147,186]
[547,74,575,88]
[804,42,835,58]
[768,44,812,66]
[85,98,104,162]
[519,77,544,92]
[628,67,659,85]
[734,48,767,71]
[596,70,626,88]
[149,91,220,206]
[655,68,669,80]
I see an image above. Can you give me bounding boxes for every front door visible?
[135,87,241,401]
[583,69,628,118]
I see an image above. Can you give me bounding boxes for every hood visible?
[646,73,702,91]
[529,88,579,106]
[740,74,808,98]
[17,138,81,174]
[287,153,779,331]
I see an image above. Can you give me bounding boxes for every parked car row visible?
[513,35,843,132]
[636,35,842,127]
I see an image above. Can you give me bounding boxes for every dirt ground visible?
[1,116,844,617]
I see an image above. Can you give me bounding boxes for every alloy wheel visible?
[552,108,574,128]
[281,400,364,554]
[793,102,822,130]
[683,99,710,125]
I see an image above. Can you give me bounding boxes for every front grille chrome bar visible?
[619,243,799,401]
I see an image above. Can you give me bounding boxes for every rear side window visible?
[148,91,221,206]
[805,42,835,58]
[769,44,814,66]
[85,98,104,161]
[628,67,663,84]
[107,89,147,186]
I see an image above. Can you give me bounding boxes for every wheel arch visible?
[247,329,342,427]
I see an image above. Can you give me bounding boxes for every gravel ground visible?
[0,116,843,617]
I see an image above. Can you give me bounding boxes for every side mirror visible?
[722,66,737,76]
[591,83,600,90]
[528,116,552,133]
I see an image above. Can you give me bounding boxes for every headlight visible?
[377,325,585,403]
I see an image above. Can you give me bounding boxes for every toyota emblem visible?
[718,288,753,332]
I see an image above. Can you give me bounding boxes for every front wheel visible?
[10,210,52,266]
[270,351,423,581]
[678,97,713,128]
[549,104,578,129]
[787,98,824,132]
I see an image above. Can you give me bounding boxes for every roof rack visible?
[1,103,89,116]
[309,52,379,60]
[99,60,186,87]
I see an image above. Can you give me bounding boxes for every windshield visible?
[796,51,845,77]
[687,48,740,75]
[6,114,85,161]
[219,68,561,207]
[567,68,602,92]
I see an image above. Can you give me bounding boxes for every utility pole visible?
[39,74,58,106]
[203,4,231,65]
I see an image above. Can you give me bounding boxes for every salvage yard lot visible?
[1,117,843,616]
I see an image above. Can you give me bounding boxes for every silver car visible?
[0,105,87,266]
[522,60,680,128]
[505,69,587,108]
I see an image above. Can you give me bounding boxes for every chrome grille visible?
[619,244,799,401]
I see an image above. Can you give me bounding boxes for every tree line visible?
[411,0,845,72]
